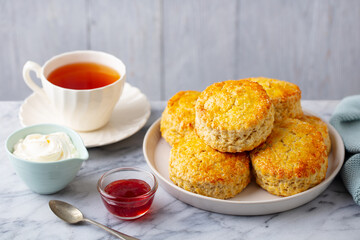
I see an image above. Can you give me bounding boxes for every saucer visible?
[19,83,151,148]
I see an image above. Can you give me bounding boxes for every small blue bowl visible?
[5,124,89,194]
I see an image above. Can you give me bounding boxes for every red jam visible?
[102,179,154,219]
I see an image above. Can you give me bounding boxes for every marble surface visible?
[1,100,359,240]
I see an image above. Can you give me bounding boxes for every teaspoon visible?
[49,200,139,240]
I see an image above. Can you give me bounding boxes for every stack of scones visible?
[160,78,330,199]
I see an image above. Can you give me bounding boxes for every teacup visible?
[23,50,126,132]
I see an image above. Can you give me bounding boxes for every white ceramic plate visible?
[20,83,151,148]
[143,111,345,215]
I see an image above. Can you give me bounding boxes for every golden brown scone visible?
[160,90,200,146]
[247,77,303,122]
[301,115,331,154]
[169,133,251,199]
[195,80,275,152]
[250,118,328,197]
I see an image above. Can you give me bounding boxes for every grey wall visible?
[1,0,359,101]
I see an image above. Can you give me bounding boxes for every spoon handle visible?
[84,218,139,240]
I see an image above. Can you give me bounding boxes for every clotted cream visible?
[13,132,78,162]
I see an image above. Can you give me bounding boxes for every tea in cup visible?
[23,50,126,132]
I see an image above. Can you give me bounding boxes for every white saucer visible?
[19,83,151,148]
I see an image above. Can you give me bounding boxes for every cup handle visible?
[23,61,47,98]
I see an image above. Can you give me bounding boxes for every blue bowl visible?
[5,124,89,194]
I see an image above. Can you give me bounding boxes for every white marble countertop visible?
[1,100,359,240]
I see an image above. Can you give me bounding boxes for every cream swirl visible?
[13,132,78,162]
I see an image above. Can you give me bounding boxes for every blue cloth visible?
[330,95,360,204]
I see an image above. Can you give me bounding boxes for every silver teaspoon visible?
[49,200,139,240]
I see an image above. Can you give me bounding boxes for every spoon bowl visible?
[49,200,139,240]
[49,200,84,224]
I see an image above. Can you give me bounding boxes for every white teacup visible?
[23,50,126,132]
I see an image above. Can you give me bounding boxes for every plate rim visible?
[143,110,345,211]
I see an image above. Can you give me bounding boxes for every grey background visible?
[1,0,359,101]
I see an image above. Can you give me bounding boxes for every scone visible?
[250,118,328,197]
[247,77,303,122]
[160,90,200,146]
[195,80,275,152]
[301,114,331,154]
[169,133,251,199]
